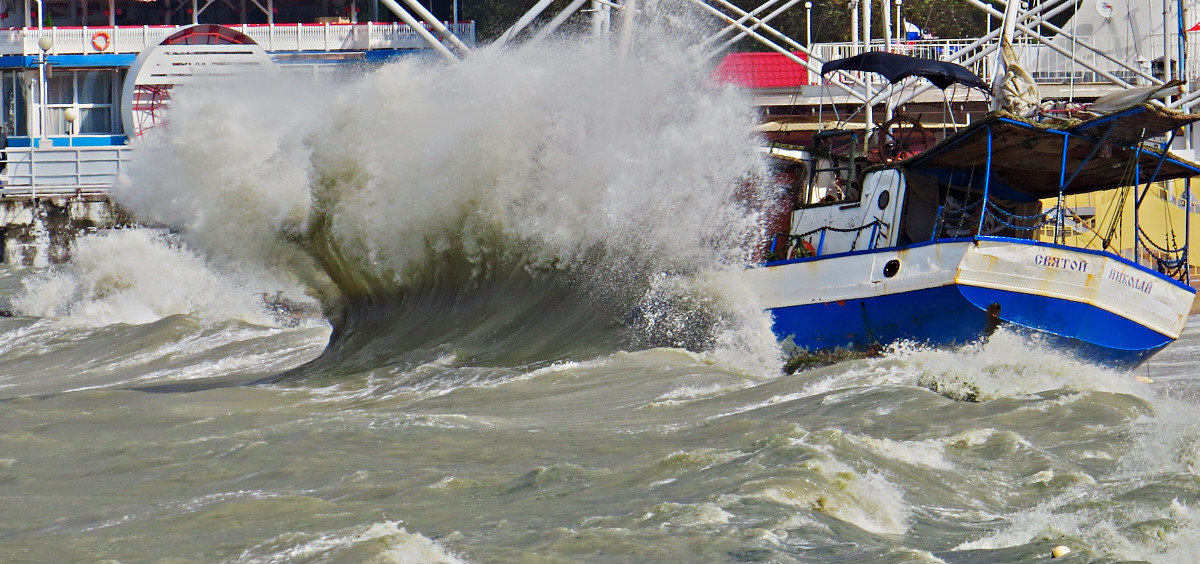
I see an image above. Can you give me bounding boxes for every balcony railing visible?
[0,144,132,197]
[1,21,476,56]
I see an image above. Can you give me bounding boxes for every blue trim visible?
[979,125,993,233]
[0,54,135,69]
[770,283,1170,368]
[7,135,127,147]
[48,54,136,67]
[994,114,1200,174]
[1064,105,1147,135]
[365,50,434,63]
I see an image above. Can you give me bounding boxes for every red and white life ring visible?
[91,31,110,52]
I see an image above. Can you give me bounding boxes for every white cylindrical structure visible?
[881,0,892,51]
[850,0,859,47]
[805,2,812,47]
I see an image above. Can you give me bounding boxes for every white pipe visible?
[685,0,868,101]
[863,0,872,146]
[591,0,610,37]
[1168,86,1200,108]
[703,0,781,46]
[36,0,45,140]
[497,0,559,46]
[531,0,590,43]
[618,0,637,64]
[850,0,859,47]
[396,0,471,54]
[895,0,902,45]
[881,0,892,52]
[377,0,458,61]
[970,0,1159,85]
[700,0,872,89]
[708,0,803,56]
[874,0,1124,110]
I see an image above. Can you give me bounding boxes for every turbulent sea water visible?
[4,10,1200,563]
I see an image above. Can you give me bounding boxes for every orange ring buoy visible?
[91,32,110,52]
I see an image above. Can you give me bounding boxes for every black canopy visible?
[821,51,988,91]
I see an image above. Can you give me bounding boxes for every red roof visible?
[711,51,810,89]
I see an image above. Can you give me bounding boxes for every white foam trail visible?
[237,521,462,563]
[12,229,280,326]
[867,330,1151,401]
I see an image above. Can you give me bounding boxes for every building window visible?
[45,70,119,135]
[0,71,26,135]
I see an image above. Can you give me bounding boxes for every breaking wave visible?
[116,13,780,375]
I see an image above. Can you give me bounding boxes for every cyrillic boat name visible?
[1034,254,1089,272]
[1107,269,1154,294]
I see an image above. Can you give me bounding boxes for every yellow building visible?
[1039,178,1199,283]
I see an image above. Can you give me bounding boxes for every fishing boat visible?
[742,49,1200,368]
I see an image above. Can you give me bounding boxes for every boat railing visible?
[0,144,132,198]
[778,219,890,259]
[4,22,476,56]
[1137,224,1190,280]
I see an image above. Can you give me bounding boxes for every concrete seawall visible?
[0,195,130,266]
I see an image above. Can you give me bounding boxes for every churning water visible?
[3,9,1200,562]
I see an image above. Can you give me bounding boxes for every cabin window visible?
[44,70,120,136]
[0,71,26,136]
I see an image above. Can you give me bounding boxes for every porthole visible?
[883,259,900,278]
[878,189,891,210]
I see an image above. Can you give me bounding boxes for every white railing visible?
[5,21,475,56]
[0,145,132,196]
[812,32,1200,89]
[810,39,1002,88]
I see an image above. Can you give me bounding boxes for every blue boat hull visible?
[748,238,1197,369]
[769,282,1173,369]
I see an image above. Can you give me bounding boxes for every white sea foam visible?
[115,19,780,366]
[844,434,956,471]
[640,502,735,528]
[750,456,912,536]
[870,330,1151,401]
[237,521,462,563]
[12,229,286,327]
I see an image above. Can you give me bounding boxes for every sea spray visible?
[13,228,278,326]
[116,17,782,371]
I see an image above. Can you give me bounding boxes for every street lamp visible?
[37,32,52,145]
[805,2,812,49]
[64,107,78,138]
[895,0,903,45]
